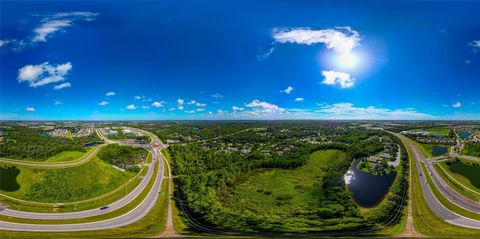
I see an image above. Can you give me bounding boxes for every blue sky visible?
[1,0,479,120]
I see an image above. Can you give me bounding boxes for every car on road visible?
[100,206,109,210]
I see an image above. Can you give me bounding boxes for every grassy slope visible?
[0,157,136,203]
[399,135,480,237]
[421,163,480,220]
[434,163,480,202]
[0,178,169,238]
[45,147,94,162]
[0,159,158,224]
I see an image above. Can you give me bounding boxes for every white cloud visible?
[5,12,98,52]
[98,101,109,106]
[232,106,245,111]
[53,82,71,90]
[452,102,462,108]
[105,91,116,96]
[186,100,196,105]
[185,110,196,114]
[281,86,293,94]
[134,96,142,100]
[316,103,432,120]
[177,98,184,105]
[25,107,35,112]
[210,93,224,98]
[272,27,360,54]
[152,101,165,107]
[245,99,285,114]
[178,106,184,110]
[196,102,206,107]
[18,62,72,88]
[321,70,355,88]
[141,105,150,109]
[54,100,62,105]
[197,108,206,112]
[295,97,304,102]
[126,104,136,110]
[470,40,480,53]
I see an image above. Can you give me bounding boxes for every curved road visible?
[0,147,164,232]
[0,128,169,232]
[397,133,480,230]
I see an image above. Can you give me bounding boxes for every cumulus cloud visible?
[54,101,62,105]
[185,110,196,114]
[4,12,98,51]
[210,93,224,98]
[105,91,116,96]
[281,86,293,94]
[152,101,166,107]
[321,70,355,88]
[126,104,136,110]
[186,100,196,105]
[53,82,71,90]
[196,102,206,107]
[134,96,142,100]
[316,103,432,120]
[232,106,245,111]
[25,107,35,112]
[295,97,304,102]
[272,27,360,54]
[98,101,109,106]
[245,99,285,114]
[197,108,206,112]
[177,98,185,110]
[452,102,462,108]
[18,62,72,89]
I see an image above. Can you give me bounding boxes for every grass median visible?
[433,163,480,202]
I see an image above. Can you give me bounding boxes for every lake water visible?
[0,166,21,192]
[459,132,471,139]
[345,159,397,208]
[431,146,448,156]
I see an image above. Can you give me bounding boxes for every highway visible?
[0,128,169,232]
[398,133,480,230]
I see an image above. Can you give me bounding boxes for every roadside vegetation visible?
[97,144,148,172]
[0,126,101,161]
[461,142,480,157]
[0,157,136,203]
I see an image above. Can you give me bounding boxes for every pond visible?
[431,146,448,156]
[0,166,21,192]
[459,131,471,139]
[345,159,397,208]
[84,141,103,147]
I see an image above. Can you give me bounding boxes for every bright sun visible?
[335,52,359,69]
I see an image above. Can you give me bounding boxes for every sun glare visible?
[335,52,359,69]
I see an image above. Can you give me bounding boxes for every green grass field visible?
[0,157,136,203]
[218,150,343,216]
[427,127,450,136]
[442,159,480,192]
[44,147,94,162]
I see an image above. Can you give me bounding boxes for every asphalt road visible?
[0,145,165,232]
[400,134,480,229]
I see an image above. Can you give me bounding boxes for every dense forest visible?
[168,123,408,233]
[462,142,480,157]
[0,126,101,161]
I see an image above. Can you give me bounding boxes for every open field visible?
[0,157,136,203]
[45,147,94,162]
[0,158,158,224]
[219,150,343,216]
